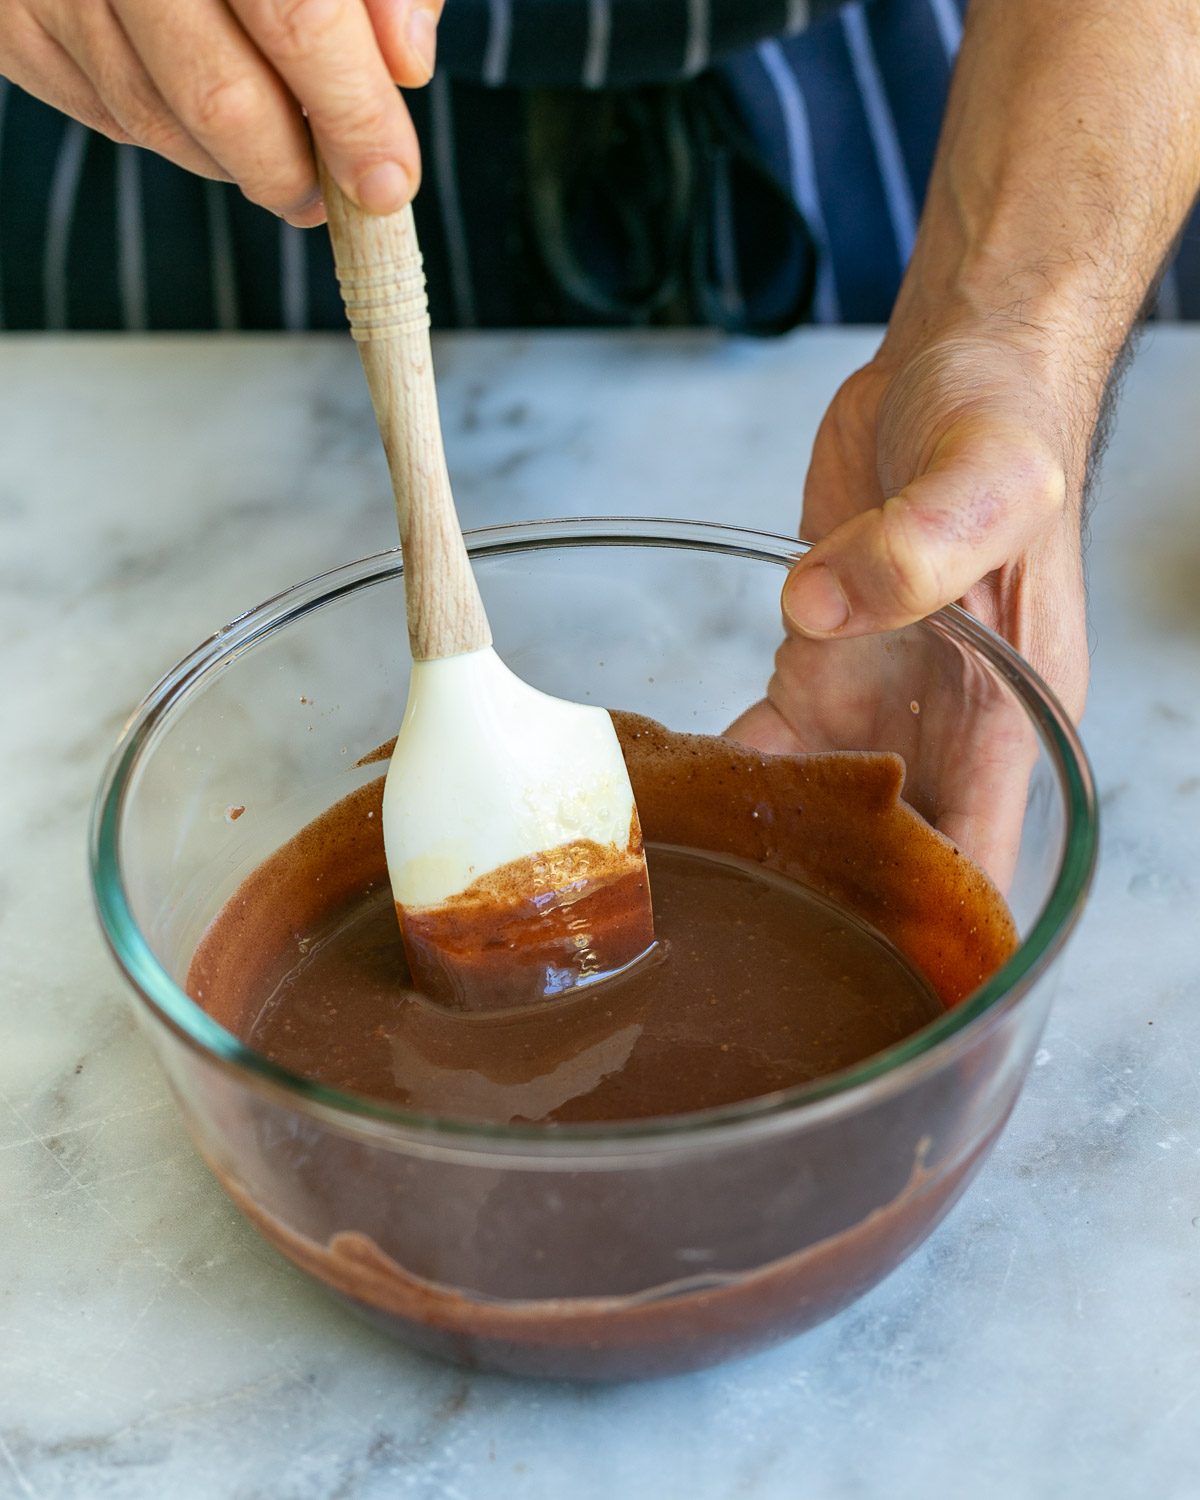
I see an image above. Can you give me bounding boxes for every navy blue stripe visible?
[139,152,216,329]
[606,2,690,86]
[225,190,284,329]
[404,85,459,329]
[865,0,951,209]
[1171,201,1200,321]
[303,220,343,330]
[506,1,590,86]
[715,141,814,331]
[716,54,794,210]
[706,0,799,61]
[437,1,493,82]
[782,18,904,321]
[0,90,66,329]
[66,133,122,329]
[0,79,10,330]
[439,0,849,86]
[715,51,831,325]
[9,0,1200,335]
[437,82,529,326]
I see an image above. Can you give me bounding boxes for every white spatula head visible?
[383,647,655,1010]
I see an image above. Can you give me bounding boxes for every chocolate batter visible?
[232,845,944,1123]
[191,714,1015,1118]
[186,712,1019,1377]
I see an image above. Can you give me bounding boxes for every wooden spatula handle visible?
[321,167,491,661]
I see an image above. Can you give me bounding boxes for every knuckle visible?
[923,480,1002,550]
[237,152,317,212]
[878,502,942,618]
[318,91,394,144]
[87,112,135,146]
[257,0,346,58]
[104,73,165,141]
[188,73,262,138]
[1016,445,1068,517]
[247,174,318,216]
[965,432,1068,533]
[126,108,188,158]
[105,73,193,159]
[94,115,136,146]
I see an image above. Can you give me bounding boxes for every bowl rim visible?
[90,517,1098,1150]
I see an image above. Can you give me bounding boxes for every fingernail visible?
[357,161,409,214]
[783,564,850,635]
[284,187,324,222]
[408,6,438,80]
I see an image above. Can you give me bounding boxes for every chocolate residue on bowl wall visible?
[210,1124,999,1381]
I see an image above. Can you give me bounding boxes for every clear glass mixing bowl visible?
[91,519,1096,1379]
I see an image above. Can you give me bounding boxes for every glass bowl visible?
[91,519,1096,1379]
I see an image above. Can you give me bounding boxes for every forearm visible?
[886,0,1200,457]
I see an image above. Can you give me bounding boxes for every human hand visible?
[729,327,1092,887]
[0,0,442,224]
[730,0,1200,885]
[786,329,1090,718]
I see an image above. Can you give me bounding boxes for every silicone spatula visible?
[322,175,655,1010]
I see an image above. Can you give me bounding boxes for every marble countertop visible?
[2,328,1198,1500]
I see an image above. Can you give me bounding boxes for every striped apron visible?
[0,0,1195,332]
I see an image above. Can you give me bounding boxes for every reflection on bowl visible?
[91,520,1096,1379]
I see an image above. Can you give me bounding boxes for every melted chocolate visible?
[185,713,1019,1378]
[190,711,1015,1113]
[235,845,942,1122]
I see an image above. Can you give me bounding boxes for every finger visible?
[114,0,322,220]
[2,18,132,144]
[935,729,1036,895]
[931,661,1040,894]
[961,548,1091,723]
[364,0,443,86]
[228,0,421,214]
[782,421,1066,639]
[724,698,802,756]
[41,0,230,181]
[730,632,890,758]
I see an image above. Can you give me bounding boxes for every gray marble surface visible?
[1,328,1198,1500]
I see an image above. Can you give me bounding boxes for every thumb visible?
[782,431,1065,638]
